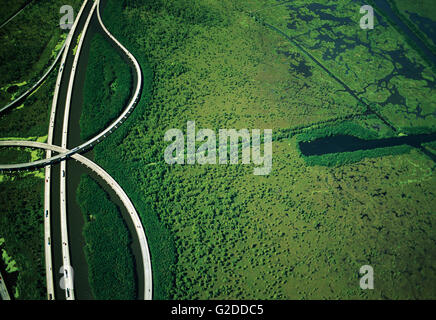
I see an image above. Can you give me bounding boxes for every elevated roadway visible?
[44,0,91,300]
[0,0,151,300]
[0,0,143,172]
[0,42,66,114]
[58,0,97,300]
[0,0,34,29]
[0,140,153,299]
[0,271,11,300]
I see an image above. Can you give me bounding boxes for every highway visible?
[0,0,151,300]
[58,0,97,300]
[0,140,153,299]
[44,0,91,300]
[0,0,143,172]
[0,271,11,300]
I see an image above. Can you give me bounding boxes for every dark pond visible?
[299,133,436,156]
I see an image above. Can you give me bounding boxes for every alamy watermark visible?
[359,265,374,289]
[60,5,74,30]
[59,265,74,290]
[164,121,272,175]
[360,5,374,29]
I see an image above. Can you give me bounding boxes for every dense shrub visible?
[80,0,176,299]
[0,174,45,300]
[300,144,413,167]
[76,174,136,300]
[0,0,82,105]
[80,33,132,141]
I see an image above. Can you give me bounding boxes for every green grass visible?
[297,121,380,142]
[0,148,31,164]
[82,0,177,300]
[299,144,413,167]
[292,120,419,166]
[254,0,436,132]
[388,0,436,54]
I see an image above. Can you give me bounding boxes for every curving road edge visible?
[0,1,34,30]
[0,0,143,171]
[0,42,66,114]
[0,140,153,300]
[0,0,151,300]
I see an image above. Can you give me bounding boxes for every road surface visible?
[0,0,151,300]
[44,0,91,300]
[58,0,97,300]
[0,271,11,300]
[0,140,153,299]
[0,0,143,172]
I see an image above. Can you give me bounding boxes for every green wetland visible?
[0,0,435,300]
[81,0,435,299]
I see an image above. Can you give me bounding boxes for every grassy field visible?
[253,0,436,133]
[77,0,436,299]
[0,0,433,301]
